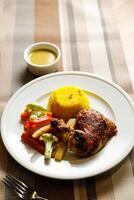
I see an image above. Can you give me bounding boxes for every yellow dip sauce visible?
[28,49,57,66]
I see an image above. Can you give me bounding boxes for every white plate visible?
[1,71,134,179]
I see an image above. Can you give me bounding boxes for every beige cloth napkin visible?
[0,0,133,200]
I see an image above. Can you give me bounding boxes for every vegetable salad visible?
[21,103,68,161]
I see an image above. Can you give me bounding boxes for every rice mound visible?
[48,86,90,121]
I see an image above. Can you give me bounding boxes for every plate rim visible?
[1,71,134,179]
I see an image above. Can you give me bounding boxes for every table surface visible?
[0,0,134,200]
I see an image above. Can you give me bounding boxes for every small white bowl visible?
[24,42,61,76]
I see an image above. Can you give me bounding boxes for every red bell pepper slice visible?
[24,115,52,132]
[21,112,30,120]
[29,115,52,125]
[21,132,44,155]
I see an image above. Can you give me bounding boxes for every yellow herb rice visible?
[48,86,90,121]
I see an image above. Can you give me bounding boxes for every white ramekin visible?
[24,42,61,76]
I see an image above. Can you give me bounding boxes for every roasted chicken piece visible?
[51,118,70,133]
[68,109,117,157]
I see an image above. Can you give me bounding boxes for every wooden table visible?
[0,0,134,199]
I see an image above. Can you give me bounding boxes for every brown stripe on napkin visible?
[35,0,63,71]
[58,0,73,70]
[85,177,97,200]
[96,0,117,82]
[74,179,88,200]
[66,1,79,71]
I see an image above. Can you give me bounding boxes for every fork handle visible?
[32,191,48,200]
[34,195,48,200]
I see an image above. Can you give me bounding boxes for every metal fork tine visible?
[2,179,24,199]
[4,177,26,195]
[7,174,28,190]
[5,176,26,193]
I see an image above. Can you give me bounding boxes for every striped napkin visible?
[0,0,133,200]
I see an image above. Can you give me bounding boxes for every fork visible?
[2,174,48,200]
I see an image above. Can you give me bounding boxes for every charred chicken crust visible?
[68,109,117,157]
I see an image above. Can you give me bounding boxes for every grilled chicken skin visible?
[68,109,117,157]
